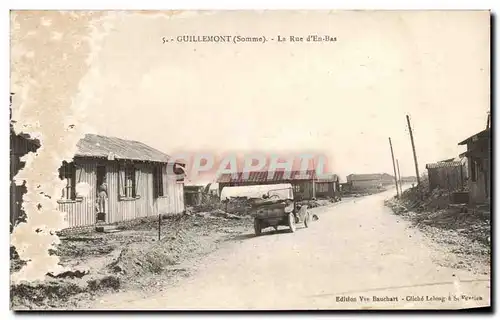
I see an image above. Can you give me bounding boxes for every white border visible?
[3,0,497,318]
[4,1,498,10]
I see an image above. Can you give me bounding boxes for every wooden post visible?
[158,213,161,241]
[460,162,464,191]
[406,115,421,186]
[389,138,400,198]
[312,180,316,199]
[396,159,403,195]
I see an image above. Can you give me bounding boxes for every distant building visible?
[340,181,353,194]
[315,174,342,201]
[184,185,205,206]
[216,170,341,201]
[459,126,491,204]
[380,173,395,186]
[346,173,394,190]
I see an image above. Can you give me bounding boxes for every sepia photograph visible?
[9,9,491,311]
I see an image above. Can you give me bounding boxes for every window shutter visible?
[76,165,83,183]
[159,166,164,197]
[153,167,158,198]
[162,165,168,197]
[135,168,141,197]
[119,166,126,197]
[74,165,83,198]
[153,166,162,198]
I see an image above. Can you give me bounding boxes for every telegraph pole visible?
[388,138,400,198]
[406,115,421,186]
[396,159,403,195]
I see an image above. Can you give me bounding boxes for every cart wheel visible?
[304,211,311,228]
[288,213,297,233]
[254,218,262,236]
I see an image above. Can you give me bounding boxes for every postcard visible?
[9,10,491,310]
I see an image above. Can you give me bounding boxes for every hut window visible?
[59,161,76,200]
[153,165,164,197]
[119,163,140,199]
[124,165,136,198]
[316,183,329,193]
[293,184,302,193]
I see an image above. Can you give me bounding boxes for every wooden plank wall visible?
[427,165,465,192]
[57,160,97,227]
[58,159,185,228]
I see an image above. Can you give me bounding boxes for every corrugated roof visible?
[220,183,293,201]
[217,170,318,184]
[75,134,170,163]
[439,156,463,163]
[426,161,464,169]
[315,173,339,183]
[458,128,490,145]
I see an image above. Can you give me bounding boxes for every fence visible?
[426,161,466,192]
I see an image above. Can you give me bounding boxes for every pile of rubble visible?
[385,181,490,273]
[387,184,489,233]
[10,209,252,310]
[389,187,451,214]
[108,242,178,276]
[10,246,121,310]
[11,278,88,310]
[185,207,246,220]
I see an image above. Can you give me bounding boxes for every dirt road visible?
[91,189,490,310]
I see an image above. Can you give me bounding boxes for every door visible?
[96,165,107,222]
[96,165,106,194]
[484,158,490,201]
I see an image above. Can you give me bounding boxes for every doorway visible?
[96,165,107,223]
[96,165,106,195]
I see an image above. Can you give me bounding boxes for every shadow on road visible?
[224,226,309,242]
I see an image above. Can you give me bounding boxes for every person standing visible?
[96,182,108,223]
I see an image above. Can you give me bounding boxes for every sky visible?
[76,11,489,183]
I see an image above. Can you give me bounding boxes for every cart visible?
[251,185,311,236]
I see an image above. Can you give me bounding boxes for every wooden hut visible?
[54,134,186,228]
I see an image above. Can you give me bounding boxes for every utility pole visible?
[406,115,421,186]
[388,137,400,198]
[396,159,403,195]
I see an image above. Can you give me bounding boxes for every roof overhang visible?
[458,129,490,145]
